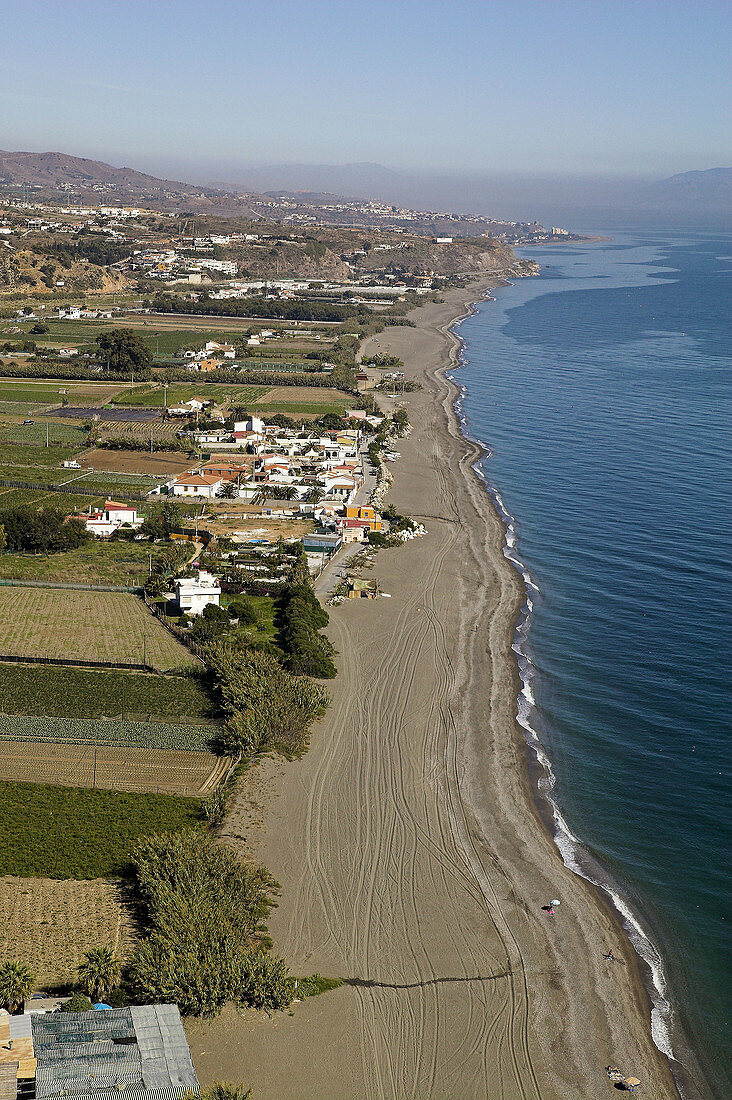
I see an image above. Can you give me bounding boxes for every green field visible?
[254,401,349,418]
[59,470,164,494]
[0,665,216,724]
[0,419,87,446]
[0,381,122,403]
[0,780,200,878]
[0,442,80,467]
[112,383,268,407]
[0,540,184,586]
[0,488,103,511]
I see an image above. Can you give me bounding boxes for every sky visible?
[1,0,730,185]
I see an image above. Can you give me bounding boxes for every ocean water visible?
[451,228,731,1100]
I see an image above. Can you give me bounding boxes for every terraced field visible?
[0,588,196,670]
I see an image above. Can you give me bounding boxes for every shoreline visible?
[443,285,693,1097]
[186,277,681,1099]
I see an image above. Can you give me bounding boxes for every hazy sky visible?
[1,0,730,181]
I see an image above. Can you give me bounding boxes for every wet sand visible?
[186,282,679,1099]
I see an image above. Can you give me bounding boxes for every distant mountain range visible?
[214,162,410,202]
[639,167,732,207]
[0,150,729,222]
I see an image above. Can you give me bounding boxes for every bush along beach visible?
[128,831,294,1017]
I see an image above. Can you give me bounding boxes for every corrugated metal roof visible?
[30,1007,198,1097]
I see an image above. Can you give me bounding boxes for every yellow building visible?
[345,505,381,532]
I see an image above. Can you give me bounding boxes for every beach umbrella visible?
[550,899,560,906]
[625,1078,641,1086]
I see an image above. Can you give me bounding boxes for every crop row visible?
[0,664,216,723]
[0,713,214,751]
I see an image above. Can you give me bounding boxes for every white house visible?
[234,416,265,434]
[174,570,221,616]
[84,500,141,538]
[171,473,223,498]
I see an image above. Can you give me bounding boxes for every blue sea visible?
[451,227,731,1100]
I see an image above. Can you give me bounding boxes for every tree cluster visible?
[278,581,337,679]
[1,504,88,554]
[96,329,153,373]
[151,292,371,325]
[206,641,329,758]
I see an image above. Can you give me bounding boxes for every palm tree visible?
[0,960,34,1012]
[78,945,121,1003]
[200,1085,253,1100]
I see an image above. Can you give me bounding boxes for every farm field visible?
[0,714,214,752]
[0,740,226,796]
[0,488,103,511]
[0,876,135,986]
[0,531,190,585]
[0,462,74,484]
[0,417,87,446]
[0,381,124,404]
[80,447,192,476]
[0,442,80,466]
[112,383,268,407]
[0,587,197,670]
[0,664,216,723]
[254,401,349,418]
[0,399,56,416]
[256,385,351,406]
[57,469,166,494]
[14,316,335,353]
[0,779,200,877]
[93,417,186,445]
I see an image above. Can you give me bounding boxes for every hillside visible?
[0,150,262,216]
[639,167,732,209]
[0,245,128,296]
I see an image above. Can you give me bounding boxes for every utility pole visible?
[45,422,49,448]
[93,748,97,789]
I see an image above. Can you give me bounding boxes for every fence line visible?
[0,577,140,593]
[0,477,146,501]
[0,652,154,672]
[143,594,207,665]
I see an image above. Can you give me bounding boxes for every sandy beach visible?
[186,281,680,1100]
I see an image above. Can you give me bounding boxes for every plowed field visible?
[0,876,135,986]
[0,740,226,795]
[0,588,196,670]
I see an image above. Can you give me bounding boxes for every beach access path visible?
[186,283,679,1100]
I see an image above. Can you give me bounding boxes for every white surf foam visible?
[447,310,679,1081]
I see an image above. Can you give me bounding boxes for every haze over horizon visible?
[2,0,730,218]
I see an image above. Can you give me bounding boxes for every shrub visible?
[278,581,336,679]
[206,641,329,757]
[128,831,292,1017]
[61,992,94,1013]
